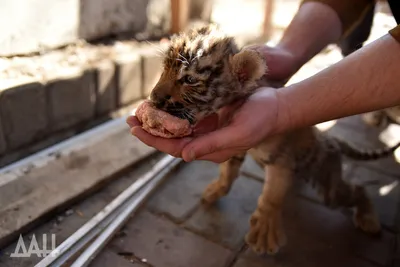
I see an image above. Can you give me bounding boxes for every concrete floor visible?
[1,114,399,267]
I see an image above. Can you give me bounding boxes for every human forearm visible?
[275,34,400,133]
[277,2,342,72]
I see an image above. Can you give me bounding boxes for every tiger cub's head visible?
[150,25,267,124]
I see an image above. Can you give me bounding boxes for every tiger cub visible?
[148,25,398,254]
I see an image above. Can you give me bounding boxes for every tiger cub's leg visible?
[362,110,388,128]
[246,164,292,255]
[330,181,380,234]
[351,185,381,234]
[202,153,246,205]
[319,156,381,234]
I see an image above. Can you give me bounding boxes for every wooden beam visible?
[170,0,190,34]
[262,0,275,41]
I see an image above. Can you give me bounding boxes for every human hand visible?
[245,44,299,85]
[178,88,280,162]
[126,112,220,158]
[127,87,280,163]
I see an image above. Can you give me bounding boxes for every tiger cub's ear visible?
[229,50,267,85]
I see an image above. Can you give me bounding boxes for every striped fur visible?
[150,25,265,124]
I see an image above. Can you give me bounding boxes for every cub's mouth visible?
[151,100,197,125]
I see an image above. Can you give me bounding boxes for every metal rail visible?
[35,155,181,267]
[71,158,181,267]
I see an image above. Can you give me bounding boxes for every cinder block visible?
[0,82,47,149]
[115,53,142,107]
[94,61,117,115]
[47,69,96,131]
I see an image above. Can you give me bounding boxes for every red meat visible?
[135,100,193,138]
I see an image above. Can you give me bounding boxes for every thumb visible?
[181,126,241,162]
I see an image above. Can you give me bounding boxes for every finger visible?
[126,116,141,127]
[181,126,242,162]
[196,148,244,163]
[193,113,219,135]
[131,126,192,158]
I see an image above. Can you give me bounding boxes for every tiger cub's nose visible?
[150,91,171,109]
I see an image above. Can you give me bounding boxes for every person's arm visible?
[276,1,343,73]
[274,0,400,74]
[176,33,400,163]
[275,33,400,134]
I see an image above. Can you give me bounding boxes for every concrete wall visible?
[0,41,167,168]
[0,0,79,56]
[0,0,270,56]
[0,0,170,56]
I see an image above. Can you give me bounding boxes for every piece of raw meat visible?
[135,100,193,138]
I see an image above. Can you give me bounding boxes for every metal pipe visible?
[35,155,177,267]
[70,158,181,267]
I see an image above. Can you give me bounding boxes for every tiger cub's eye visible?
[183,75,198,85]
